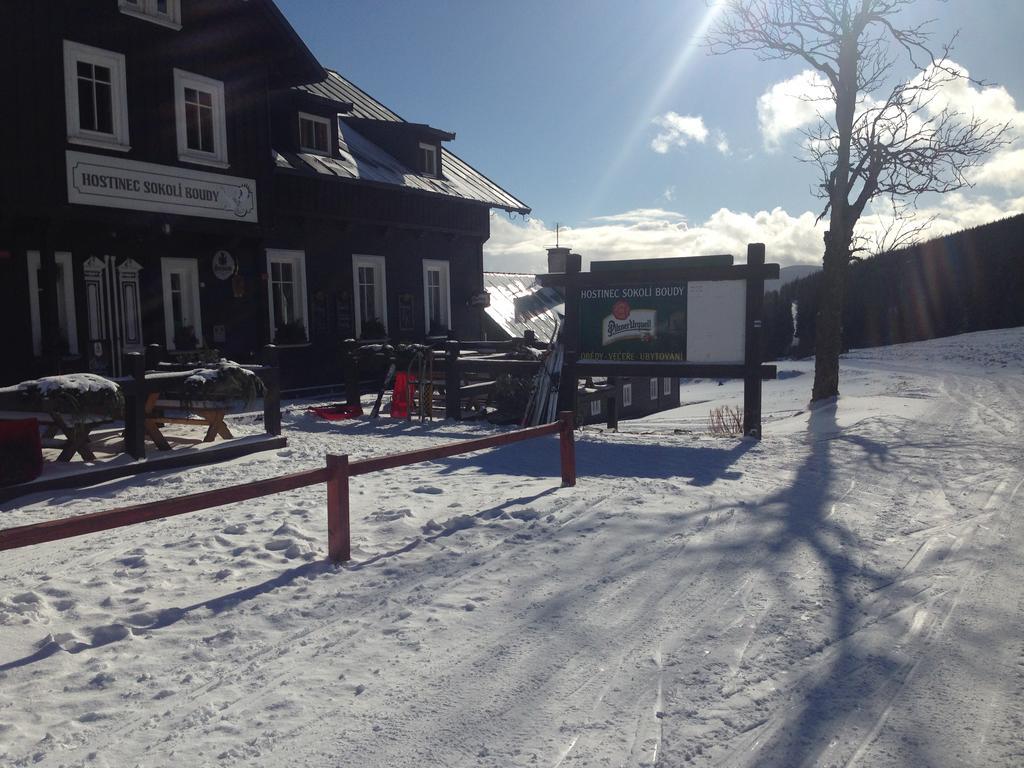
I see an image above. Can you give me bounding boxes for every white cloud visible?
[650,112,709,153]
[663,185,677,202]
[973,148,1024,190]
[486,207,826,273]
[715,130,731,155]
[757,69,832,150]
[758,60,1024,172]
[485,192,1023,275]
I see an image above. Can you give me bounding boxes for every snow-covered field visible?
[2,327,1023,767]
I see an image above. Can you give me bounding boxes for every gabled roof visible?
[483,272,562,341]
[281,70,530,214]
[252,0,325,87]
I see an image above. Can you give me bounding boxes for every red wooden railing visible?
[0,412,576,563]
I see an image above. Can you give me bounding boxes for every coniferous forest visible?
[762,213,1024,360]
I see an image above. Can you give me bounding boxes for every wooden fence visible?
[0,412,576,563]
[340,336,546,421]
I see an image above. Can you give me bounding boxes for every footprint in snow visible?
[366,508,414,523]
[413,485,444,495]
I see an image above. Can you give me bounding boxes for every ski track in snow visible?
[0,326,1023,766]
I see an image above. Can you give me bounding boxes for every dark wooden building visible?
[0,0,529,391]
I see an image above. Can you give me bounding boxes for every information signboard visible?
[579,282,688,362]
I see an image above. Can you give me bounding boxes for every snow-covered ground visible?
[2,327,1023,767]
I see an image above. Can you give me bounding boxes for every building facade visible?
[0,0,528,390]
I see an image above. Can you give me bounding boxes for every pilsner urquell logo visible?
[602,299,656,346]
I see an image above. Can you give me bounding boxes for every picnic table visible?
[143,393,233,451]
[0,409,112,462]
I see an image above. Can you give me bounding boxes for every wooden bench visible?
[143,394,234,451]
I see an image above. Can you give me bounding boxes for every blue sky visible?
[276,1,1024,272]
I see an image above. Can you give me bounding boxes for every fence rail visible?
[0,413,576,563]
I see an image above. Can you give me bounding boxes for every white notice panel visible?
[686,280,746,363]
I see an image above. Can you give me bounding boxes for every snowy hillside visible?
[1,327,1022,767]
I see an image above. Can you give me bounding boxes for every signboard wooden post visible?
[540,243,779,439]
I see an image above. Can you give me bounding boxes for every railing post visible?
[743,243,766,440]
[344,339,360,406]
[261,344,281,436]
[326,453,351,563]
[145,343,164,371]
[558,410,576,487]
[124,351,146,459]
[606,392,618,431]
[444,339,461,420]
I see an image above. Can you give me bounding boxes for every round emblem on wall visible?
[612,299,631,320]
[213,250,236,280]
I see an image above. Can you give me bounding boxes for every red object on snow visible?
[308,404,363,421]
[390,372,409,418]
[0,418,43,487]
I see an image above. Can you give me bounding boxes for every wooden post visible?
[326,453,351,563]
[556,252,582,416]
[444,339,461,420]
[606,391,618,431]
[558,410,576,487]
[145,343,163,370]
[261,344,282,436]
[123,352,146,459]
[343,339,360,406]
[38,227,62,374]
[743,243,766,439]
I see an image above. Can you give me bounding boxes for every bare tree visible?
[707,0,1009,401]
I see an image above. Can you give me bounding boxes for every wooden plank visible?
[457,359,541,374]
[350,421,561,476]
[0,435,287,506]
[0,461,326,550]
[538,263,780,287]
[576,361,777,379]
[459,381,497,395]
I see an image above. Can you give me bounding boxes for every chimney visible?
[547,246,571,274]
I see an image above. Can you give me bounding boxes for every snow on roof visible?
[483,272,563,341]
[281,70,530,214]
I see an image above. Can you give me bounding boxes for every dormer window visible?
[298,112,331,155]
[119,0,181,29]
[418,142,438,177]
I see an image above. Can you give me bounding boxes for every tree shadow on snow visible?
[728,401,931,767]
[433,434,756,486]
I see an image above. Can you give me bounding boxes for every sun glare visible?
[586,1,729,216]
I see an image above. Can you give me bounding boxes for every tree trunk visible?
[812,229,850,401]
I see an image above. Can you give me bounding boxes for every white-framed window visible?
[161,257,203,350]
[422,259,451,335]
[418,142,438,176]
[590,399,601,417]
[650,377,658,400]
[63,41,130,151]
[266,249,309,346]
[28,251,79,357]
[663,377,672,396]
[622,382,632,407]
[298,112,331,155]
[119,0,182,30]
[352,254,388,339]
[173,69,228,167]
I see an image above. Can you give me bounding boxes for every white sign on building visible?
[66,151,258,223]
